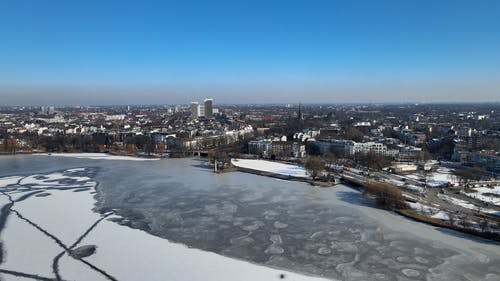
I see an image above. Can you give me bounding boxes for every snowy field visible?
[462,186,500,207]
[0,169,329,281]
[437,193,499,216]
[429,167,457,186]
[405,167,457,187]
[37,153,159,161]
[231,159,309,178]
[407,201,453,221]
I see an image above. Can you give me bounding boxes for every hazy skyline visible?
[1,0,499,105]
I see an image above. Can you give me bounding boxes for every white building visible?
[317,139,387,156]
[349,142,387,155]
[204,98,213,118]
[190,102,200,119]
[191,98,214,119]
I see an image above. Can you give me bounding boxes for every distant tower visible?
[190,102,200,120]
[39,105,55,115]
[297,102,304,130]
[204,98,213,118]
[298,102,303,121]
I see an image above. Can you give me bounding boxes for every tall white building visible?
[40,106,55,115]
[191,98,214,119]
[199,105,205,117]
[190,102,200,119]
[204,98,213,118]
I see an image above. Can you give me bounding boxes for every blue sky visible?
[1,0,499,105]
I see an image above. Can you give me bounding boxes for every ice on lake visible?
[0,155,499,281]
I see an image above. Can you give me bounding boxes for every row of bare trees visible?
[1,138,20,153]
[452,167,487,187]
[0,133,168,156]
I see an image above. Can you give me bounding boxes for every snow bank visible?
[231,159,309,178]
[431,211,450,220]
[408,202,437,214]
[37,153,159,161]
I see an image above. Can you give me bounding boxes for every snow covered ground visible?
[405,167,457,187]
[407,202,438,214]
[429,167,457,186]
[462,186,500,207]
[437,193,499,216]
[231,159,309,178]
[438,194,476,209]
[37,153,159,161]
[0,168,330,281]
[431,211,450,220]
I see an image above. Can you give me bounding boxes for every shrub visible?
[363,181,408,209]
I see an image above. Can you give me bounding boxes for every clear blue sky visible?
[1,0,499,105]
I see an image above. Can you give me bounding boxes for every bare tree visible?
[305,157,325,180]
[156,143,166,156]
[126,144,137,155]
[362,181,408,210]
[453,167,486,188]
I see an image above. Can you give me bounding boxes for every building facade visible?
[204,98,213,118]
[190,102,200,120]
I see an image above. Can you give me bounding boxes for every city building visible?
[204,98,213,119]
[39,106,55,115]
[248,139,272,156]
[317,139,388,156]
[191,98,214,119]
[191,102,200,119]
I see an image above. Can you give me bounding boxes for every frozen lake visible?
[1,155,500,281]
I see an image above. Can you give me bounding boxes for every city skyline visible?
[1,0,499,105]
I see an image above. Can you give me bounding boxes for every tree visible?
[110,143,121,153]
[355,152,392,170]
[452,167,486,187]
[323,152,337,168]
[420,168,433,191]
[156,143,166,156]
[344,127,364,142]
[211,151,230,170]
[362,182,408,210]
[3,138,20,154]
[98,144,106,153]
[305,141,321,156]
[305,156,325,180]
[125,144,137,155]
[143,136,156,156]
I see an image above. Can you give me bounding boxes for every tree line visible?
[0,133,165,156]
